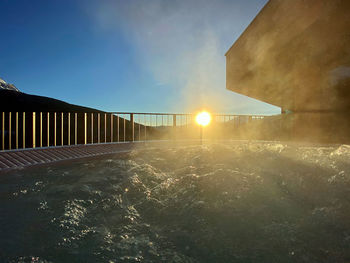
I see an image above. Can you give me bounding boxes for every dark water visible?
[0,142,350,263]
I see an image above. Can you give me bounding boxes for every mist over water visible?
[1,142,350,262]
[88,0,279,114]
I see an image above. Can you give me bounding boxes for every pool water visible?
[0,142,350,262]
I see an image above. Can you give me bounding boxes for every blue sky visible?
[0,0,280,114]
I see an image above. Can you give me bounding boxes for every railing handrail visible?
[108,112,270,117]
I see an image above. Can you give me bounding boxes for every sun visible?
[196,111,211,126]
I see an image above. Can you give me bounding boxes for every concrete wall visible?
[226,0,350,142]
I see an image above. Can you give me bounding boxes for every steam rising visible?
[88,0,278,114]
[1,142,350,261]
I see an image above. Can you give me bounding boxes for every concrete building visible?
[226,0,350,142]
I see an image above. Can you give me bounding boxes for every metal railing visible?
[0,111,270,151]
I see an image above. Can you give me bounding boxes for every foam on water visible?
[0,142,350,262]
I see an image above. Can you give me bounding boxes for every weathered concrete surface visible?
[226,0,350,111]
[226,0,350,142]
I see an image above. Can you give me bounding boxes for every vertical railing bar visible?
[40,112,42,148]
[91,113,94,144]
[175,115,177,140]
[130,113,134,142]
[47,112,50,147]
[16,112,18,149]
[1,112,4,150]
[138,115,141,141]
[111,114,113,143]
[54,112,57,146]
[23,112,25,149]
[9,112,11,150]
[61,112,64,146]
[136,114,138,141]
[98,113,100,143]
[144,114,146,141]
[117,114,120,142]
[32,112,35,148]
[133,114,135,142]
[75,113,77,145]
[84,113,87,145]
[68,112,71,146]
[123,114,126,142]
[104,113,107,143]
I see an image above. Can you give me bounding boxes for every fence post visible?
[138,115,141,141]
[68,112,70,146]
[54,113,57,146]
[98,113,100,143]
[124,116,126,142]
[75,113,77,145]
[111,114,113,143]
[61,112,64,146]
[40,112,43,148]
[1,112,4,150]
[144,115,147,141]
[91,113,94,144]
[23,112,25,149]
[117,114,120,142]
[32,112,36,148]
[84,113,87,145]
[173,114,177,140]
[9,112,11,150]
[130,113,134,142]
[47,112,50,147]
[104,113,107,143]
[16,112,18,149]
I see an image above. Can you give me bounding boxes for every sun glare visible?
[196,111,211,126]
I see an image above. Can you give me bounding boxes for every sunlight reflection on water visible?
[1,142,350,262]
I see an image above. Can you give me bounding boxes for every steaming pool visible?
[0,141,350,262]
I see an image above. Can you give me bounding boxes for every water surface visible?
[1,142,350,262]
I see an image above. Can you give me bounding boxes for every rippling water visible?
[1,142,350,262]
